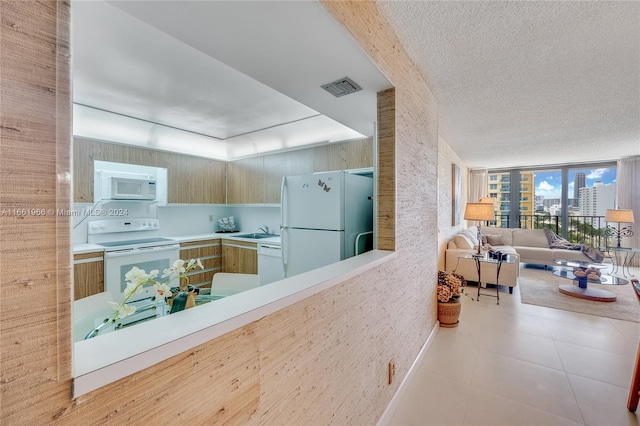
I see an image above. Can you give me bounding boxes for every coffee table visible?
[553,260,616,302]
[553,260,628,285]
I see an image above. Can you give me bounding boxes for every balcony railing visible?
[487,214,610,248]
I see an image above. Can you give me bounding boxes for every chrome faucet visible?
[259,225,270,234]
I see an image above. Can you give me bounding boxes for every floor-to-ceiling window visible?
[488,163,617,246]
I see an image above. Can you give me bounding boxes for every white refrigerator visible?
[281,171,373,277]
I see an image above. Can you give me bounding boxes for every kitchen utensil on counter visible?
[217,216,236,232]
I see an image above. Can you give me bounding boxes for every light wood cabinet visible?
[221,239,258,274]
[262,152,287,204]
[226,138,373,204]
[179,239,222,291]
[188,157,226,204]
[226,157,264,204]
[342,138,374,170]
[73,138,226,204]
[313,144,343,172]
[73,251,104,300]
[168,153,191,204]
[74,137,372,205]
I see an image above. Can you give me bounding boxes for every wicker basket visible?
[437,299,461,328]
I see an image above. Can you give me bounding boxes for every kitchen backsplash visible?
[72,203,282,244]
[225,206,281,235]
[159,205,281,237]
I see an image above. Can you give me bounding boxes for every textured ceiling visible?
[377,1,640,169]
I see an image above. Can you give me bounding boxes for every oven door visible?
[104,244,180,303]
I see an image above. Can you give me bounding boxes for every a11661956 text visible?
[1,208,129,217]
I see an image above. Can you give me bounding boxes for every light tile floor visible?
[386,266,640,426]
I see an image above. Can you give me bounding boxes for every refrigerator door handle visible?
[280,176,287,230]
[281,228,288,276]
[355,231,373,256]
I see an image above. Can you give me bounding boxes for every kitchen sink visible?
[235,233,279,239]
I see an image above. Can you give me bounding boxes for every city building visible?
[574,172,586,199]
[579,181,617,227]
[487,171,535,227]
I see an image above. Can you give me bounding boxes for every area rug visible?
[518,266,640,323]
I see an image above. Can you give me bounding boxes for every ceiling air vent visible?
[321,77,362,98]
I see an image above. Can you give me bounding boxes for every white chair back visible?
[210,273,260,297]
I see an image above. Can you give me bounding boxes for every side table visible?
[608,247,639,279]
[459,252,515,305]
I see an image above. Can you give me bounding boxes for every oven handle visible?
[104,244,180,258]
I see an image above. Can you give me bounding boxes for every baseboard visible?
[376,321,440,425]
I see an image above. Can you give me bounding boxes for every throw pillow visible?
[485,234,504,246]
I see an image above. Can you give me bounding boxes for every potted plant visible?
[437,271,466,327]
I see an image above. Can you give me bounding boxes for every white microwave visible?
[101,176,157,200]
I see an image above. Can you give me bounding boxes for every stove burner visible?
[98,237,175,248]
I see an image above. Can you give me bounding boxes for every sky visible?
[532,167,617,199]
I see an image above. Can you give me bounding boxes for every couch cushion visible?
[513,246,555,263]
[491,246,518,255]
[512,228,549,248]
[484,234,505,246]
[482,227,513,246]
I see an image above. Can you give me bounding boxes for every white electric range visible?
[88,218,180,304]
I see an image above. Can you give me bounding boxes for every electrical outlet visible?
[209,214,214,222]
[388,361,395,385]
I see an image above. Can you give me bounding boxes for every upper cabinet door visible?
[226,157,263,204]
[263,153,287,204]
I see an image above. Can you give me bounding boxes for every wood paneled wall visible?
[74,138,227,204]
[377,88,396,251]
[75,136,372,204]
[0,1,439,424]
[1,0,73,420]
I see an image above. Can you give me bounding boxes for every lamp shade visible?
[479,197,496,205]
[464,203,495,221]
[605,209,635,223]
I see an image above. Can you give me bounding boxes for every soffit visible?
[72,1,392,159]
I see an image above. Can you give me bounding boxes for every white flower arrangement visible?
[86,258,204,339]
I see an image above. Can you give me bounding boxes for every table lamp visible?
[464,202,495,256]
[479,196,496,205]
[605,209,635,248]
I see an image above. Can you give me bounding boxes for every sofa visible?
[444,226,599,294]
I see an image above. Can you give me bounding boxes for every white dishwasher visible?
[257,243,284,285]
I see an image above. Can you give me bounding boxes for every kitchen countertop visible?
[73,243,106,255]
[168,232,281,245]
[73,232,281,254]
